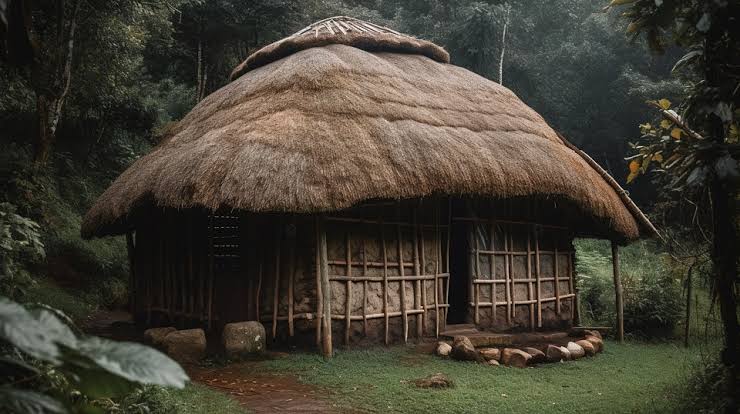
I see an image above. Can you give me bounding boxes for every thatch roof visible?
[82,16,657,241]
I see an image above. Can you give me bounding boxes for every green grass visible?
[251,341,700,414]
[118,383,248,414]
[25,277,96,322]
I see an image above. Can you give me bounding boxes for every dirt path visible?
[82,310,346,413]
[188,362,346,413]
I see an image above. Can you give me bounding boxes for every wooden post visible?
[611,241,624,342]
[314,219,322,347]
[412,210,423,339]
[272,229,281,339]
[345,232,352,345]
[381,220,390,345]
[397,224,408,343]
[319,218,333,358]
[125,231,136,315]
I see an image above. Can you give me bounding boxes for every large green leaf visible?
[0,388,67,414]
[0,297,76,363]
[76,337,188,389]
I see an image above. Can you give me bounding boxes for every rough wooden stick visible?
[509,228,516,320]
[434,202,441,336]
[503,225,512,324]
[126,231,136,316]
[412,210,423,339]
[272,231,281,339]
[397,223,408,343]
[419,222,427,335]
[319,218,332,358]
[490,223,496,322]
[611,241,624,342]
[315,219,322,347]
[535,227,542,328]
[473,223,480,325]
[288,231,295,338]
[207,215,214,330]
[362,237,368,336]
[527,228,535,331]
[444,199,451,322]
[256,260,263,323]
[381,220,389,345]
[345,232,352,346]
[554,246,560,314]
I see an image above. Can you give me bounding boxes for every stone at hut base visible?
[478,348,501,361]
[451,336,478,361]
[162,329,206,363]
[584,329,603,340]
[558,346,572,360]
[488,359,500,366]
[144,327,176,348]
[585,335,604,353]
[523,347,546,364]
[546,345,567,362]
[436,342,452,357]
[566,342,585,359]
[501,348,531,368]
[413,373,454,389]
[222,321,266,359]
[576,340,596,356]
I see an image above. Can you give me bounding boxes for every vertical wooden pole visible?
[206,215,214,330]
[504,225,512,325]
[126,231,136,315]
[256,261,263,323]
[611,241,624,342]
[314,219,322,348]
[535,227,542,328]
[319,218,333,358]
[554,246,560,314]
[490,223,496,323]
[419,224,427,336]
[272,229,281,339]
[345,232,352,346]
[444,199,451,323]
[397,223,408,343]
[288,227,295,338]
[381,220,389,345]
[413,210,423,339]
[526,227,534,331]
[473,223,480,325]
[362,237,368,336]
[433,205,440,337]
[570,251,580,325]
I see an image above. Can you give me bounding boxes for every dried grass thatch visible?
[82,16,656,241]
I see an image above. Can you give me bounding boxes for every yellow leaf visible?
[658,98,671,109]
[660,119,672,129]
[629,159,640,173]
[641,156,651,172]
[671,128,682,139]
[652,153,664,162]
[627,171,639,184]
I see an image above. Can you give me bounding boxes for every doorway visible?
[447,200,470,324]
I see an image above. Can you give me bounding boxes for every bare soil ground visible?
[84,310,346,413]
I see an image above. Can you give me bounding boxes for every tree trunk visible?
[710,178,739,414]
[31,0,80,166]
[498,3,511,85]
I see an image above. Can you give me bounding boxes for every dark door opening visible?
[447,200,470,324]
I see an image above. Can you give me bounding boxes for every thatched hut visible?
[82,16,656,355]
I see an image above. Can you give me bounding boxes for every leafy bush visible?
[0,203,46,299]
[0,297,188,414]
[576,239,683,338]
[679,359,733,413]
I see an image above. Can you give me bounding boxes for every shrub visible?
[575,239,683,338]
[679,359,732,413]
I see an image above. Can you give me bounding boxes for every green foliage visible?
[0,203,45,299]
[576,239,682,338]
[679,359,733,414]
[0,297,188,414]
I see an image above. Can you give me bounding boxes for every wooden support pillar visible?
[611,241,624,342]
[318,218,333,358]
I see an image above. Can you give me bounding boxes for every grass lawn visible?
[252,341,700,414]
